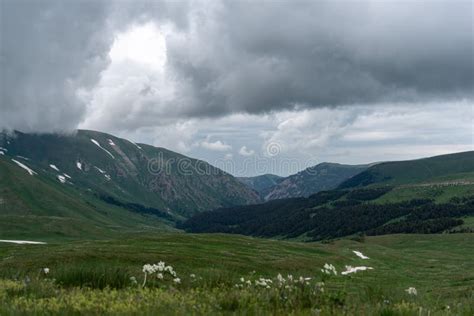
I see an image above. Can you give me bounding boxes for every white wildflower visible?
[142,264,154,274]
[298,276,311,284]
[255,278,272,287]
[142,261,178,287]
[190,274,196,278]
[321,263,338,275]
[405,287,417,296]
[173,277,181,284]
[240,277,245,283]
[130,276,137,285]
[277,273,285,284]
[43,268,50,274]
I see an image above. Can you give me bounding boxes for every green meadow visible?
[0,232,473,315]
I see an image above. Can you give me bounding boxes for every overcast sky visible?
[1,0,472,176]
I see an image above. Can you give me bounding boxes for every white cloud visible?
[200,139,232,152]
[239,146,255,156]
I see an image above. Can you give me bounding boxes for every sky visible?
[1,0,473,176]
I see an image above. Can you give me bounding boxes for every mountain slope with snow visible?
[0,129,260,238]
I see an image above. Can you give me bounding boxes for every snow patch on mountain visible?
[76,162,82,170]
[94,166,105,174]
[49,164,60,172]
[108,139,116,146]
[63,173,72,179]
[128,140,142,150]
[11,159,37,175]
[90,139,115,159]
[57,175,66,183]
[94,166,111,180]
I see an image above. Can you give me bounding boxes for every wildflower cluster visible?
[255,277,272,288]
[142,261,179,287]
[405,287,417,296]
[321,263,337,276]
[235,273,316,290]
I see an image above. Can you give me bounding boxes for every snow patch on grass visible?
[11,159,37,175]
[353,250,369,259]
[341,266,373,275]
[0,240,46,245]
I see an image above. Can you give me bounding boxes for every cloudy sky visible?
[1,0,472,176]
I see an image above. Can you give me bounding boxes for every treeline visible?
[181,190,474,240]
[367,218,464,235]
[97,194,174,221]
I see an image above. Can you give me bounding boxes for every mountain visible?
[237,174,284,193]
[182,151,474,240]
[0,130,260,238]
[259,163,369,200]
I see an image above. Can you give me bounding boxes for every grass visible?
[374,184,474,204]
[0,232,473,315]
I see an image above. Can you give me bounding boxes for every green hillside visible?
[339,151,474,188]
[0,157,173,240]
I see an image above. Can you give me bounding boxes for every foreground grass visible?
[0,233,473,315]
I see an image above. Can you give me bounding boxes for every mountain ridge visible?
[182,151,474,240]
[0,130,260,222]
[240,162,369,200]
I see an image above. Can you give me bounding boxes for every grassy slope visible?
[0,233,472,314]
[339,151,474,188]
[0,157,172,240]
[374,184,474,204]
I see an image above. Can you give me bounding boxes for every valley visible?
[0,131,473,315]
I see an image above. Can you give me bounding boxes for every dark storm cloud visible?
[1,0,472,132]
[0,0,115,132]
[164,1,473,117]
